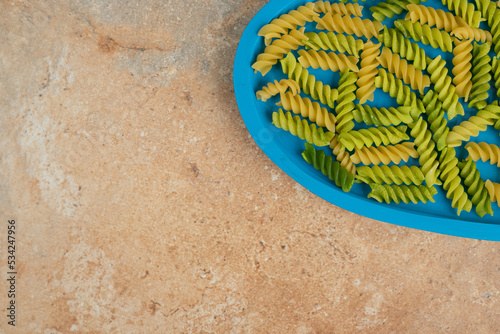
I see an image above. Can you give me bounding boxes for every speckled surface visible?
[1,1,500,333]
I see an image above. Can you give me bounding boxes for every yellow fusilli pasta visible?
[377,47,430,94]
[314,12,384,39]
[356,41,381,104]
[312,1,364,16]
[406,4,464,31]
[451,39,472,100]
[258,3,318,45]
[465,142,500,167]
[351,142,419,165]
[277,91,336,133]
[297,49,359,72]
[252,28,308,75]
[330,136,357,174]
[485,180,500,203]
[256,79,300,102]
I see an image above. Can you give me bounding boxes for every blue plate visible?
[233,0,500,240]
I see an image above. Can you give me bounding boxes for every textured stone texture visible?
[1,0,499,333]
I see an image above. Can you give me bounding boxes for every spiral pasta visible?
[256,79,300,102]
[330,136,357,174]
[351,142,419,165]
[441,0,483,28]
[492,56,500,98]
[356,41,381,104]
[297,49,359,73]
[302,143,355,192]
[277,91,336,133]
[314,12,383,39]
[303,32,364,56]
[252,28,308,76]
[475,0,498,25]
[395,20,454,52]
[451,26,493,43]
[485,180,500,203]
[451,39,472,101]
[258,3,318,46]
[438,147,473,215]
[356,165,425,185]
[465,142,500,166]
[368,184,438,204]
[335,70,357,134]
[369,0,423,22]
[476,1,500,54]
[377,27,427,70]
[374,69,420,112]
[280,53,339,108]
[426,55,464,120]
[312,1,364,17]
[458,158,494,217]
[377,47,431,94]
[421,90,450,152]
[409,117,441,187]
[272,109,334,146]
[406,4,464,31]
[469,42,492,110]
[338,125,409,151]
[446,105,500,147]
[353,104,413,126]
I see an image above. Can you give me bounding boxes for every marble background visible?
[1,0,499,333]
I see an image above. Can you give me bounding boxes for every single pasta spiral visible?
[368,184,438,204]
[409,117,441,187]
[353,104,413,126]
[485,180,500,203]
[451,26,492,43]
[330,136,357,174]
[356,41,381,104]
[377,47,430,94]
[447,105,500,147]
[338,125,409,151]
[458,158,494,217]
[277,91,336,133]
[303,32,364,56]
[351,142,419,165]
[451,39,473,100]
[406,4,464,31]
[370,0,423,22]
[335,70,358,134]
[426,55,464,120]
[252,28,308,75]
[258,3,318,45]
[395,20,454,52]
[475,0,497,25]
[441,0,483,28]
[465,142,500,167]
[469,42,492,110]
[312,1,364,17]
[492,56,500,98]
[280,53,338,108]
[356,165,425,185]
[377,27,427,70]
[297,49,359,72]
[314,12,383,39]
[421,90,450,151]
[256,79,300,102]
[438,147,473,216]
[302,143,355,192]
[272,109,334,147]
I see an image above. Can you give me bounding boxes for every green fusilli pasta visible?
[458,158,494,217]
[353,104,413,126]
[356,165,425,185]
[421,90,450,152]
[303,32,364,55]
[370,0,423,22]
[441,0,483,28]
[368,184,438,204]
[395,20,454,52]
[469,42,492,110]
[335,70,357,134]
[272,109,334,146]
[338,125,409,151]
[409,117,441,187]
[492,56,500,98]
[447,104,500,147]
[302,143,355,192]
[377,27,427,70]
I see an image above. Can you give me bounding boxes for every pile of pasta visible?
[252,0,500,217]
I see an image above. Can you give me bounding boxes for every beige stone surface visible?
[1,0,500,333]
